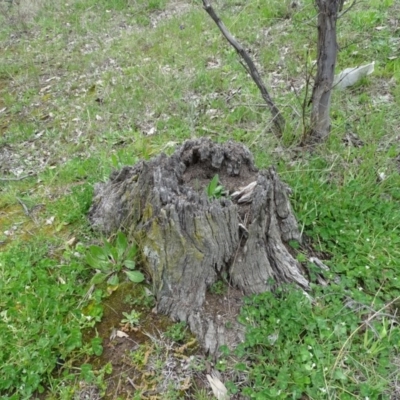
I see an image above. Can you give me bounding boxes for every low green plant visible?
[209,280,227,295]
[164,383,183,400]
[45,360,111,399]
[236,285,399,399]
[77,361,111,390]
[165,322,187,343]
[130,344,148,367]
[120,310,141,328]
[206,174,226,199]
[148,0,167,11]
[124,289,155,309]
[192,388,210,400]
[0,240,92,398]
[85,232,145,286]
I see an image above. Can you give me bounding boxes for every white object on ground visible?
[333,62,375,90]
[206,372,229,400]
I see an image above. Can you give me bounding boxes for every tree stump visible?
[89,138,309,354]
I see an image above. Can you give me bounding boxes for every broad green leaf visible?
[111,153,118,167]
[80,363,94,381]
[124,260,136,270]
[90,272,107,285]
[91,337,103,356]
[65,328,82,352]
[110,247,118,262]
[86,252,110,271]
[107,274,119,286]
[296,253,307,262]
[104,362,113,374]
[125,270,145,283]
[126,243,138,259]
[116,232,128,259]
[214,185,224,198]
[333,368,347,381]
[288,240,300,249]
[88,245,108,260]
[85,252,99,269]
[86,303,104,321]
[103,240,117,262]
[207,174,219,197]
[235,362,247,371]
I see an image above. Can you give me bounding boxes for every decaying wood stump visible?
[89,138,309,354]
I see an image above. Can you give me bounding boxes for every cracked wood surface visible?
[89,138,308,354]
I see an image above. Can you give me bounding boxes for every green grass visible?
[0,240,92,398]
[1,0,400,398]
[235,286,399,399]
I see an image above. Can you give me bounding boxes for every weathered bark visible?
[308,0,341,143]
[89,138,309,354]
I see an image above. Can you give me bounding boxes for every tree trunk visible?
[308,0,341,143]
[89,138,309,354]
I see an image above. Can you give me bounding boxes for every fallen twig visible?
[0,173,36,182]
[16,197,30,216]
[127,376,137,389]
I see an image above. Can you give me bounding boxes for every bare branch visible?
[202,0,285,136]
[338,0,357,18]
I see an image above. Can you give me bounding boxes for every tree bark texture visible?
[89,138,309,354]
[309,0,340,143]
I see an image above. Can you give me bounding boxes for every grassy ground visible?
[1,0,400,398]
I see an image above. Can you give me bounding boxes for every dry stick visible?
[0,173,36,182]
[202,0,285,136]
[16,197,30,216]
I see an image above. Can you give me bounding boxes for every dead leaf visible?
[66,237,77,247]
[45,216,55,225]
[206,372,229,400]
[147,127,157,136]
[116,330,129,338]
[44,76,58,83]
[180,376,191,391]
[40,85,51,93]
